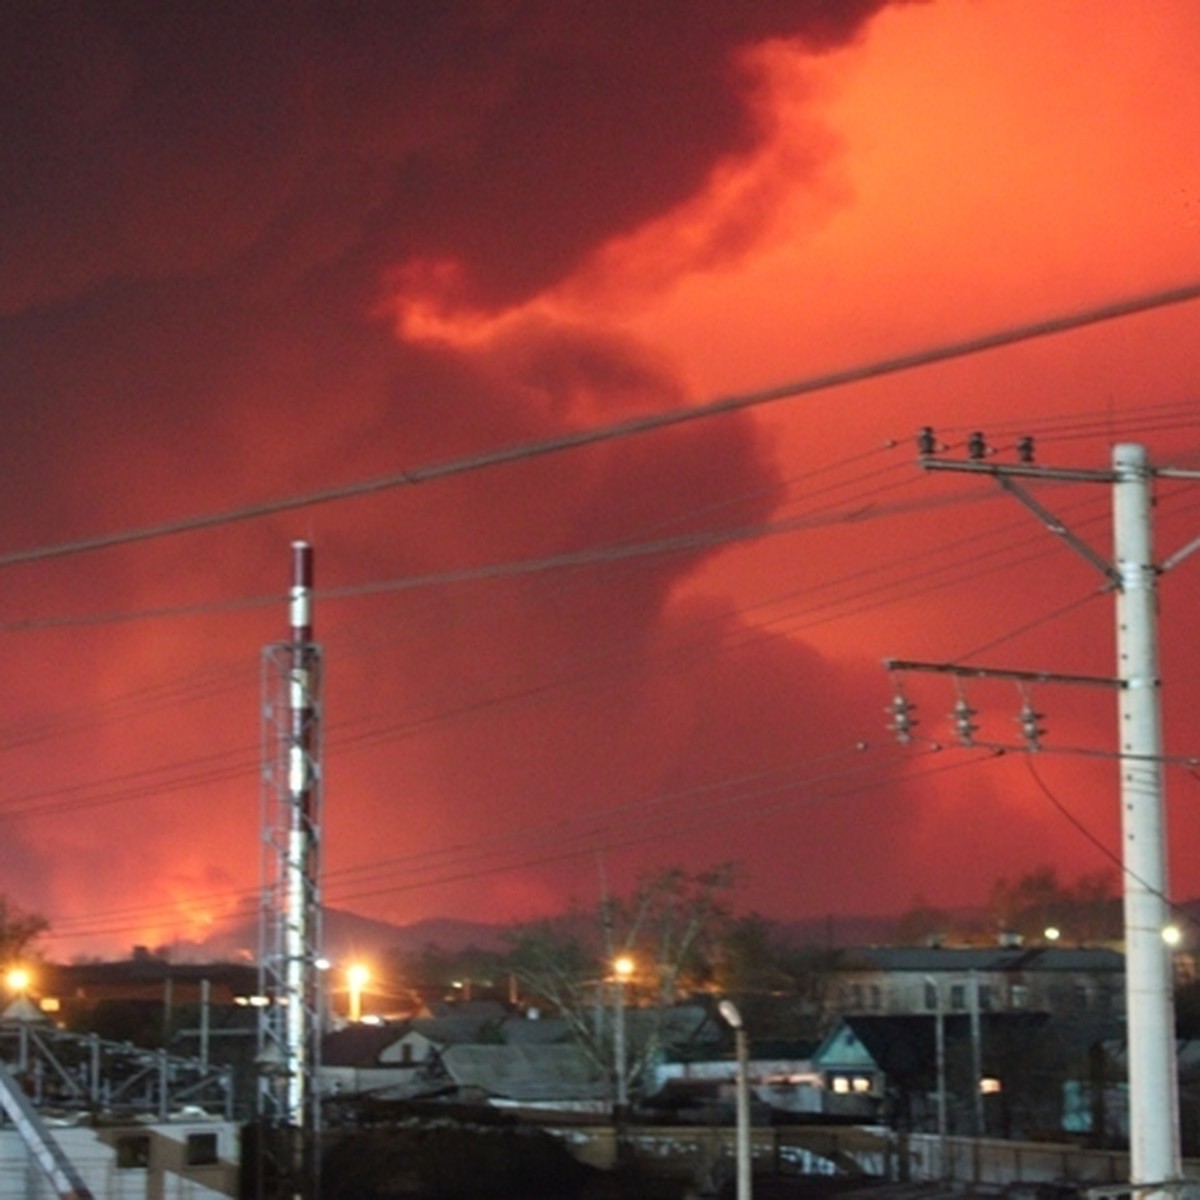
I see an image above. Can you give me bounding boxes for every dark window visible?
[186,1132,219,1166]
[117,1136,151,1169]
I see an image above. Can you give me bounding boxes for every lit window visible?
[852,1077,873,1094]
[980,1077,1002,1095]
[831,1077,850,1094]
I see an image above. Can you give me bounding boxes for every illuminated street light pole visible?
[4,968,34,1072]
[347,964,369,1024]
[718,1000,751,1200]
[612,955,634,1118]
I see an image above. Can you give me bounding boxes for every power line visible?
[42,742,980,943]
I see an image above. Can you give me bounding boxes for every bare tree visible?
[0,894,49,966]
[505,865,736,1099]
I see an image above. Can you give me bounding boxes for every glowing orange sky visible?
[3,0,1200,962]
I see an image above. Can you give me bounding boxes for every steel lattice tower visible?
[257,540,323,1199]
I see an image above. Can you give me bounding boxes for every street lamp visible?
[718,999,752,1200]
[347,963,369,1023]
[612,955,634,1117]
[5,967,31,996]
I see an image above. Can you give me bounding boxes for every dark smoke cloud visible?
[0,0,921,955]
[0,1,900,315]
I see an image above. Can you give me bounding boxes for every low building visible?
[811,1010,1117,1137]
[824,945,1124,1020]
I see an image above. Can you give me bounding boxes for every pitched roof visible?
[837,946,1123,973]
[322,1022,407,1067]
[814,1013,1054,1083]
[439,1044,606,1103]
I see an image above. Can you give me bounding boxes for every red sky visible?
[3,0,1200,961]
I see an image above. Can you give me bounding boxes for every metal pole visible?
[614,977,627,1115]
[734,1025,752,1200]
[925,976,947,1179]
[200,978,211,1076]
[285,542,314,1131]
[969,971,984,1138]
[1113,443,1181,1197]
[718,1000,752,1200]
[0,1061,95,1200]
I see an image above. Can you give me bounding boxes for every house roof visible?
[439,1043,606,1103]
[500,1015,571,1045]
[838,946,1123,974]
[322,1022,408,1067]
[814,1013,1054,1083]
[409,1013,503,1045]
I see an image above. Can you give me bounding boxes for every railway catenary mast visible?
[258,540,323,1199]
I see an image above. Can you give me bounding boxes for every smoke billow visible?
[0,1,920,956]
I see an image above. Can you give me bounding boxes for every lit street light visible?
[347,963,369,1023]
[718,999,752,1200]
[4,967,31,996]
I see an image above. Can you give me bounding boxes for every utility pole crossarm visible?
[1160,530,1200,574]
[994,475,1120,584]
[919,457,1116,483]
[919,449,1119,584]
[883,658,1123,689]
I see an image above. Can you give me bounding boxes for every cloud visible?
[0,1,900,316]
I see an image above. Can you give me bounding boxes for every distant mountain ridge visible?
[80,896,1173,966]
[174,906,903,965]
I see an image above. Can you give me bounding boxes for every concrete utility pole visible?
[887,436,1198,1200]
[1112,444,1179,1191]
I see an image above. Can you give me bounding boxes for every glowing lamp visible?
[5,967,31,995]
